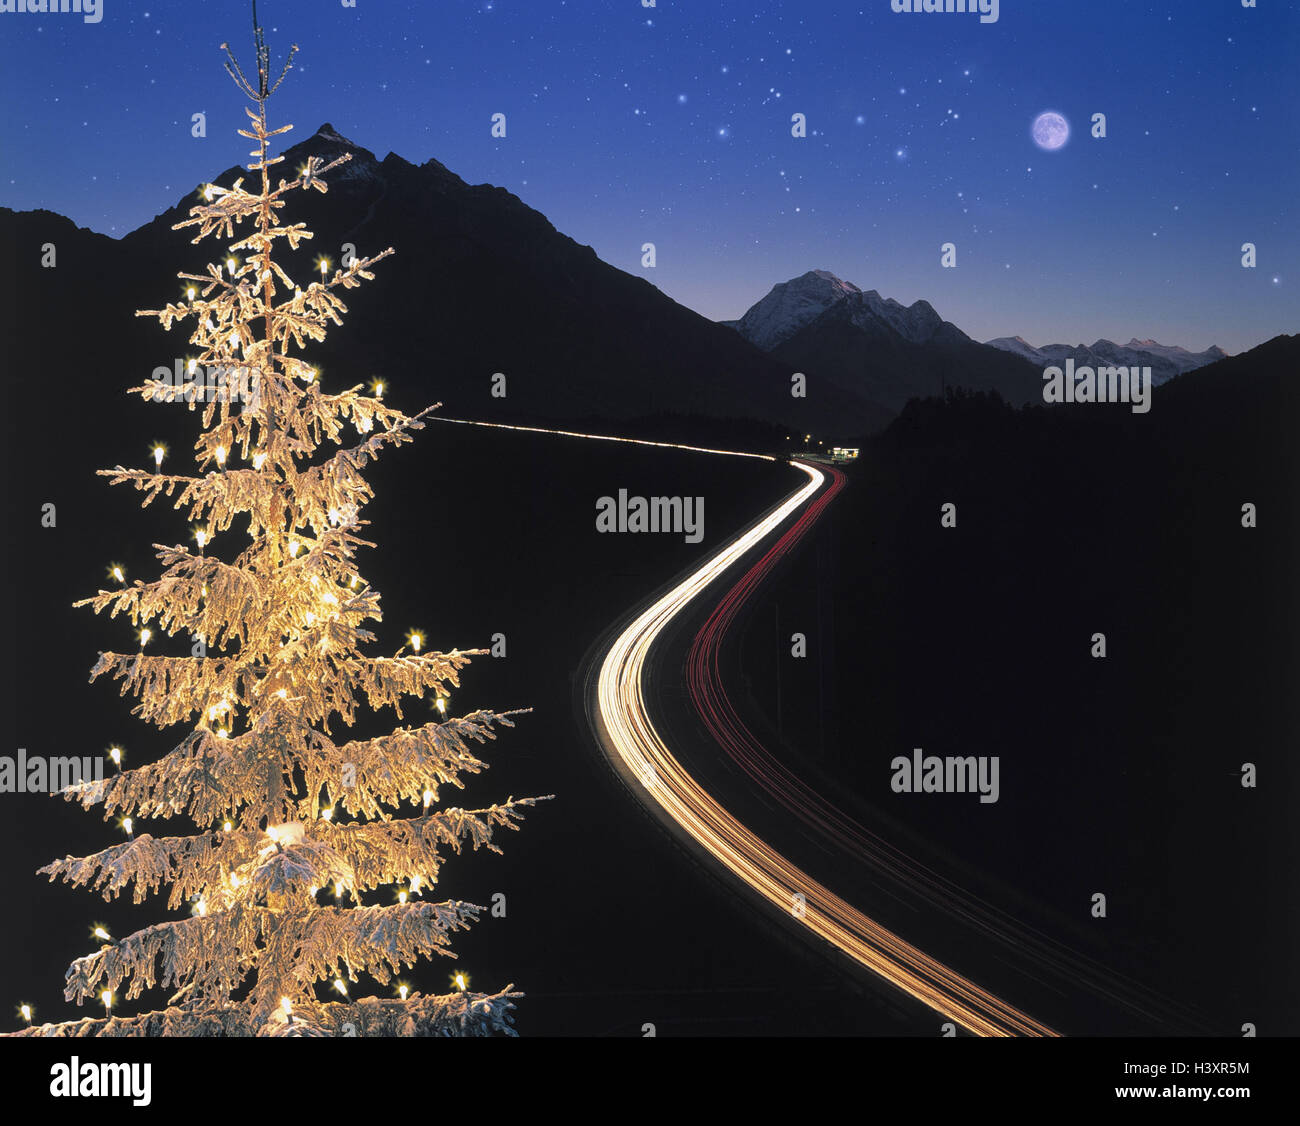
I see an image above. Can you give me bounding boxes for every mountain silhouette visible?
[1,130,1287,448]
[727,270,1044,422]
[7,124,882,441]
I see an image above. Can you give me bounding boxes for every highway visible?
[585,454,1058,1037]
[679,466,1181,1033]
[426,417,1058,1034]
[426,418,1172,1035]
[428,417,1191,1034]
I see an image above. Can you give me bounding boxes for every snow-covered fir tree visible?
[20,16,548,1038]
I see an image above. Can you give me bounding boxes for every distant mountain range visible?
[2,124,878,440]
[723,269,1232,424]
[984,335,1228,387]
[723,270,1042,425]
[0,128,1274,447]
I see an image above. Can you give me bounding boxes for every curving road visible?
[590,457,1057,1037]
[433,415,1188,1035]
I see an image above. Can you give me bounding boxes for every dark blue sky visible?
[2,0,1295,352]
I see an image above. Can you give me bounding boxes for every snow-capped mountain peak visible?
[808,268,859,291]
[313,123,356,147]
[984,333,1230,386]
[849,291,949,344]
[295,124,389,186]
[729,271,963,351]
[731,270,860,350]
[984,336,1047,363]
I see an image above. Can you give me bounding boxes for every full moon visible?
[1031,111,1070,151]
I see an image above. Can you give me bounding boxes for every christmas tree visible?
[21,14,548,1038]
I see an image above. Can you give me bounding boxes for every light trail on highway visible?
[427,415,780,463]
[682,467,1186,1032]
[430,415,1056,1034]
[592,458,1057,1037]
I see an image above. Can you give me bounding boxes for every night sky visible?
[1,0,1295,353]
